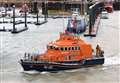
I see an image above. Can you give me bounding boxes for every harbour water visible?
[0,11,120,83]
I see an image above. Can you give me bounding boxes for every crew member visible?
[96,44,101,57]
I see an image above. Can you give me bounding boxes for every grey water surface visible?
[0,11,120,83]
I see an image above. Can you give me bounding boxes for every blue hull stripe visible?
[20,58,104,72]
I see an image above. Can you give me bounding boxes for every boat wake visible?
[22,70,41,75]
[104,53,120,67]
[21,70,52,75]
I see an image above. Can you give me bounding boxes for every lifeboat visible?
[19,33,104,72]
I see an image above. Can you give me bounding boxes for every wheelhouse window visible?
[47,45,52,49]
[75,47,78,50]
[78,47,80,50]
[60,46,80,51]
[50,46,54,49]
[75,46,80,50]
[47,46,80,51]
[68,47,71,50]
[65,47,67,51]
[72,47,74,50]
[60,47,64,51]
[47,45,59,50]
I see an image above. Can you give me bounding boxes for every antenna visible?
[62,0,65,32]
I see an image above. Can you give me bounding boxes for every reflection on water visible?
[0,11,120,83]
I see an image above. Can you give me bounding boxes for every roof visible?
[48,33,89,47]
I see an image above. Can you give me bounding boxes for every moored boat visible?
[104,1,113,13]
[65,15,87,34]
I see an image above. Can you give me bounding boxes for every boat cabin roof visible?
[48,33,90,47]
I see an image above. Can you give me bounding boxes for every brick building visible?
[0,0,84,14]
[0,0,30,7]
[1,0,117,14]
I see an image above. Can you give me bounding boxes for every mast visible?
[62,0,65,32]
